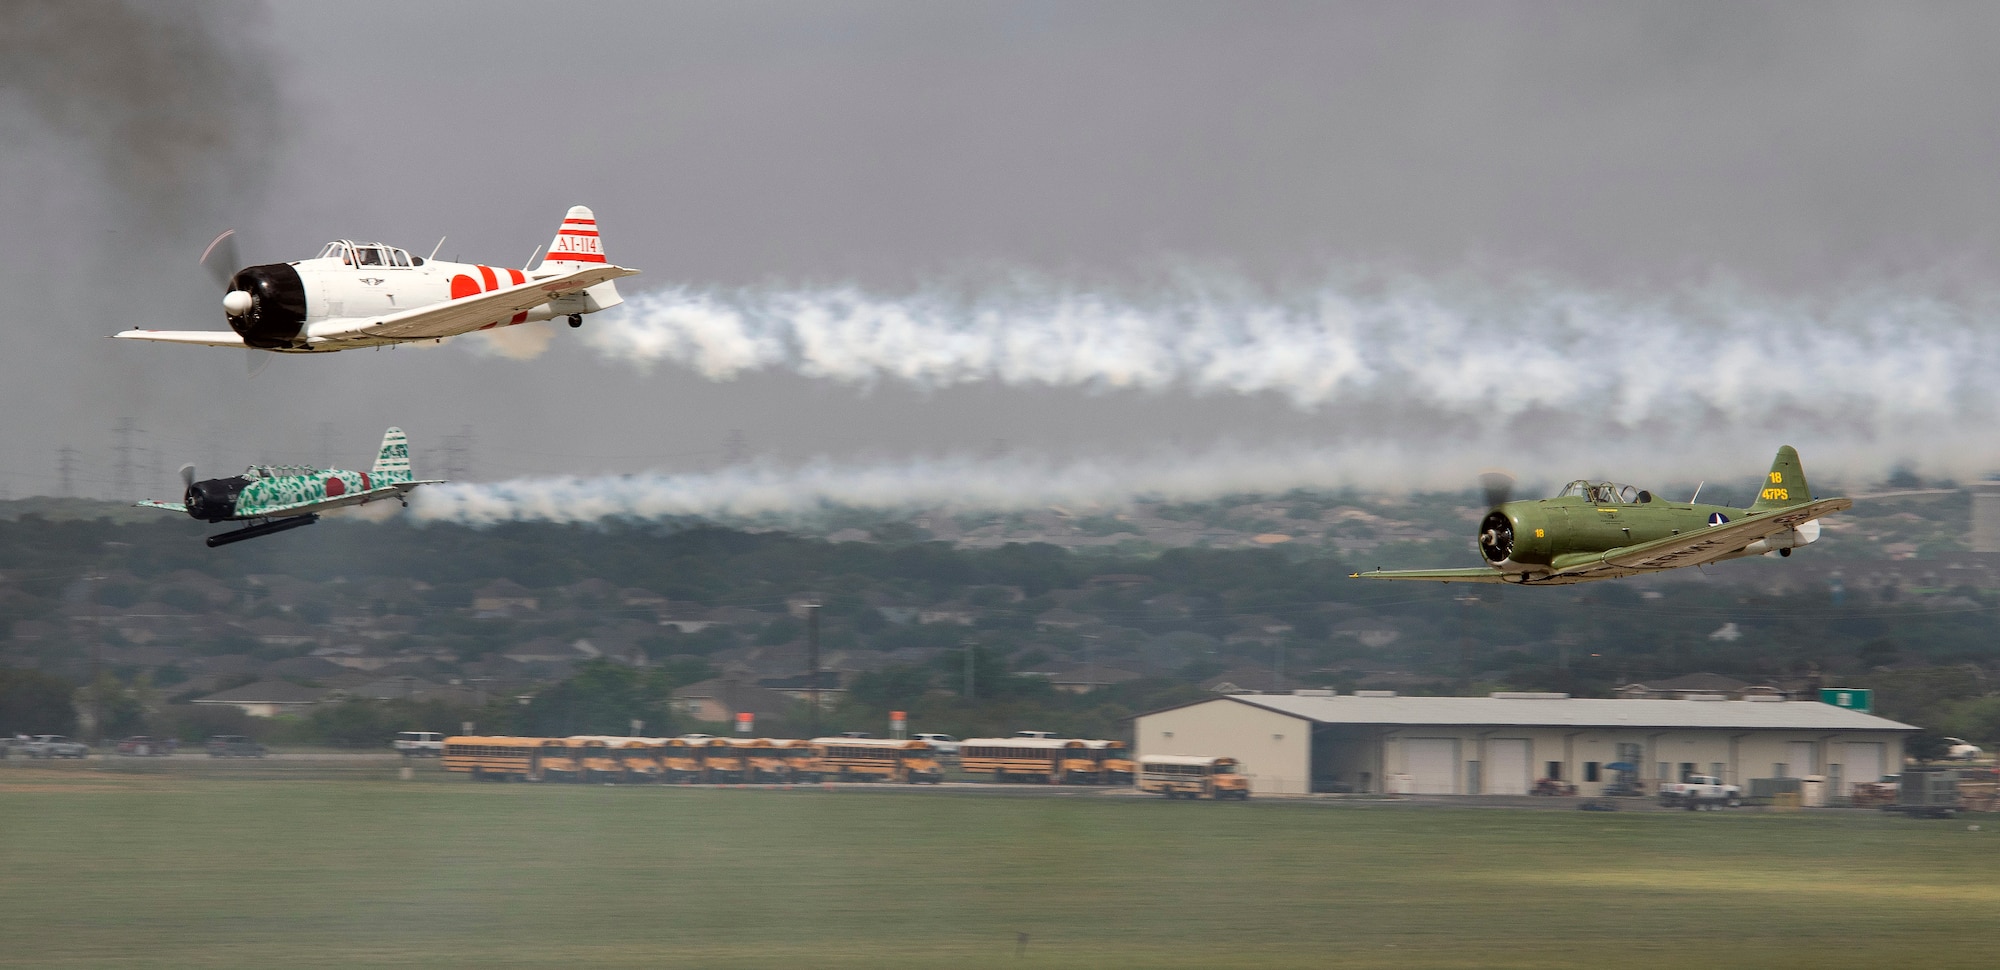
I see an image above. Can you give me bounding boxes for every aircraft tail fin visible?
[1749,445,1814,512]
[533,205,625,311]
[371,428,413,485]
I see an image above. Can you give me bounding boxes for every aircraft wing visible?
[111,330,248,348]
[134,500,187,513]
[1350,567,1515,583]
[252,480,445,518]
[307,265,639,344]
[1552,496,1848,580]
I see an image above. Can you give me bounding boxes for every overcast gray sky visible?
[6,1,2000,503]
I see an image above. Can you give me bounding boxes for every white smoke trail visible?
[580,274,2000,438]
[411,446,1422,527]
[407,433,1935,529]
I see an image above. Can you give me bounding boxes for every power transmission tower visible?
[111,419,135,498]
[57,447,77,497]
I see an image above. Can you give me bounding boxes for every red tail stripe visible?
[478,265,499,291]
[562,218,597,225]
[545,252,608,263]
[558,229,599,237]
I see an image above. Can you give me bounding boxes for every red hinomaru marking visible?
[450,275,480,300]
[478,265,499,291]
[325,477,346,498]
[510,311,528,324]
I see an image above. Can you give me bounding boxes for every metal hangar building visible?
[1132,691,1916,797]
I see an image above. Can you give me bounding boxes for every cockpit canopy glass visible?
[316,240,416,267]
[1555,480,1652,504]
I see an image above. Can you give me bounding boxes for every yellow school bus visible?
[809,737,943,784]
[1139,755,1249,799]
[1091,740,1136,784]
[662,738,706,782]
[701,738,747,783]
[532,738,588,782]
[564,736,653,783]
[774,739,822,781]
[726,738,795,782]
[444,736,540,781]
[960,737,1091,783]
[616,738,669,782]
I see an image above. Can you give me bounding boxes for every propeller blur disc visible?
[1478,470,1515,510]
[199,229,240,290]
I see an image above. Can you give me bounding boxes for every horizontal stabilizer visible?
[112,331,248,349]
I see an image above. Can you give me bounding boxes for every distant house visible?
[1044,663,1144,694]
[671,676,800,724]
[1201,668,1299,695]
[192,680,333,717]
[918,603,978,626]
[757,671,845,708]
[473,580,539,617]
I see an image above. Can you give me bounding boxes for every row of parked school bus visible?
[443,734,1249,798]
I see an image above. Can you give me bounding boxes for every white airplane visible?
[114,206,638,353]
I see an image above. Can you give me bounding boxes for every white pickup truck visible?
[1658,774,1743,809]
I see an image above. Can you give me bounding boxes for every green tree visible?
[0,667,76,735]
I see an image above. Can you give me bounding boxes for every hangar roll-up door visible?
[1404,738,1458,794]
[1485,739,1530,795]
[1845,742,1885,791]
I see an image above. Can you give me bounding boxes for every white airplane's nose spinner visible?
[223,290,253,316]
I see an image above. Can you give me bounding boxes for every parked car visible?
[20,735,89,759]
[1014,730,1060,739]
[205,735,267,758]
[392,731,446,757]
[839,731,876,739]
[912,733,960,755]
[115,736,175,756]
[1943,737,1985,761]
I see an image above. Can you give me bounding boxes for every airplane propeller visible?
[1476,470,1516,563]
[200,229,240,290]
[179,464,197,490]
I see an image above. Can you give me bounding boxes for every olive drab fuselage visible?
[1480,484,1763,572]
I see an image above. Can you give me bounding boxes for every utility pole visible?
[805,603,821,737]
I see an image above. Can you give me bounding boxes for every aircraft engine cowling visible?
[184,476,251,523]
[1477,505,1554,570]
[225,263,308,349]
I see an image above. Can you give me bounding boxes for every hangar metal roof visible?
[1205,694,1916,732]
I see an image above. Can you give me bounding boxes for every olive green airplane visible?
[1351,446,1850,586]
[135,428,443,547]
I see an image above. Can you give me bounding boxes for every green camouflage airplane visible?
[136,428,444,547]
[1351,446,1850,585]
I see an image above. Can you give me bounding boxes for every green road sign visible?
[1820,688,1873,713]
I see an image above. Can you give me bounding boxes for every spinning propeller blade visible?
[199,229,240,290]
[179,464,197,489]
[1479,470,1515,510]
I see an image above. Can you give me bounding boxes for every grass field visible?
[3,763,1996,969]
